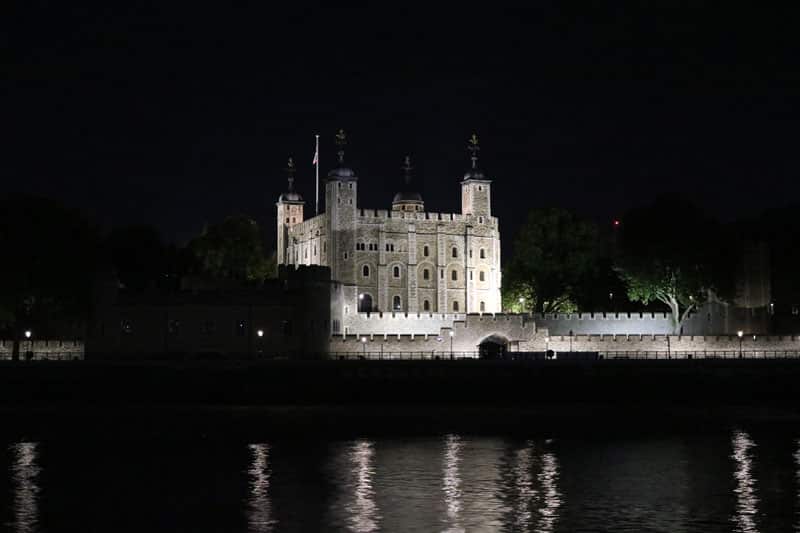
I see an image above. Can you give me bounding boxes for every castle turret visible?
[461,133,492,218]
[324,129,358,285]
[392,155,425,212]
[276,157,305,265]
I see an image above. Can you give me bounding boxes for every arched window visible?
[423,245,429,257]
[358,294,372,313]
[423,269,430,280]
[393,295,401,310]
[452,247,458,258]
[362,265,370,277]
[453,301,459,312]
[423,300,430,311]
[480,301,486,312]
[480,248,486,259]
[451,270,458,281]
[393,265,400,278]
[479,271,485,282]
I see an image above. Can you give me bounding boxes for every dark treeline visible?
[0,193,276,355]
[0,192,797,344]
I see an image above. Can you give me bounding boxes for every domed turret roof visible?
[278,190,303,202]
[392,155,424,209]
[277,157,304,203]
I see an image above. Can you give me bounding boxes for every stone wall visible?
[0,340,84,360]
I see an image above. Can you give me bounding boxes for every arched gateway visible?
[478,334,509,359]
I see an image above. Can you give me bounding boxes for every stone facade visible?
[277,158,502,321]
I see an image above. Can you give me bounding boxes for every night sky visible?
[6,3,798,254]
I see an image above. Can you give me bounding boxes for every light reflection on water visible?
[442,434,463,532]
[8,442,41,533]
[247,443,275,532]
[731,430,758,533]
[537,447,562,532]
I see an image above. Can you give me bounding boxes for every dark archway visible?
[358,294,373,313]
[479,334,509,359]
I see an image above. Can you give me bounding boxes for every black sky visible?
[5,3,798,253]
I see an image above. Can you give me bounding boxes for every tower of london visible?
[277,132,502,332]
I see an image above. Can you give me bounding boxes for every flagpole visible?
[315,134,320,215]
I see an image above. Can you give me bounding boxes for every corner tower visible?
[324,129,358,284]
[461,133,492,218]
[276,157,304,265]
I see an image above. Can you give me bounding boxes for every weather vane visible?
[467,133,480,169]
[402,154,413,184]
[285,156,296,191]
[335,129,347,164]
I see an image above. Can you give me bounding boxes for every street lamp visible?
[737,330,744,358]
[257,329,264,338]
[545,336,550,358]
[449,330,454,359]
[518,297,525,313]
[569,329,574,352]
[361,336,367,356]
[24,330,31,339]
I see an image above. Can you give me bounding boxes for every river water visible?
[1,427,798,532]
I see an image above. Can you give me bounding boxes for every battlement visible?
[0,340,84,360]
[356,209,497,224]
[534,311,675,335]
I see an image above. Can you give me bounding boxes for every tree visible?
[0,193,99,358]
[104,225,167,291]
[504,208,600,313]
[614,194,736,333]
[189,215,271,282]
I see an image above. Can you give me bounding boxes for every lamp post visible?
[24,330,32,361]
[449,330,454,359]
[569,329,573,352]
[737,330,744,358]
[361,336,367,357]
[545,336,550,359]
[666,334,671,359]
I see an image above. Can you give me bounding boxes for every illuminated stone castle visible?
[277,132,502,329]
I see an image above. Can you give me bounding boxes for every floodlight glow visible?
[257,330,264,337]
[24,330,31,339]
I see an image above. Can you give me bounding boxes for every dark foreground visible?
[1,358,799,438]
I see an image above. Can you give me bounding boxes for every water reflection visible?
[347,440,380,532]
[731,430,758,533]
[537,447,561,532]
[442,434,463,532]
[795,439,800,532]
[9,442,41,533]
[247,443,275,532]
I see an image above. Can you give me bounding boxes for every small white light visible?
[24,330,31,339]
[449,331,454,337]
[361,337,367,343]
[359,294,364,300]
[737,330,744,338]
[257,330,264,337]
